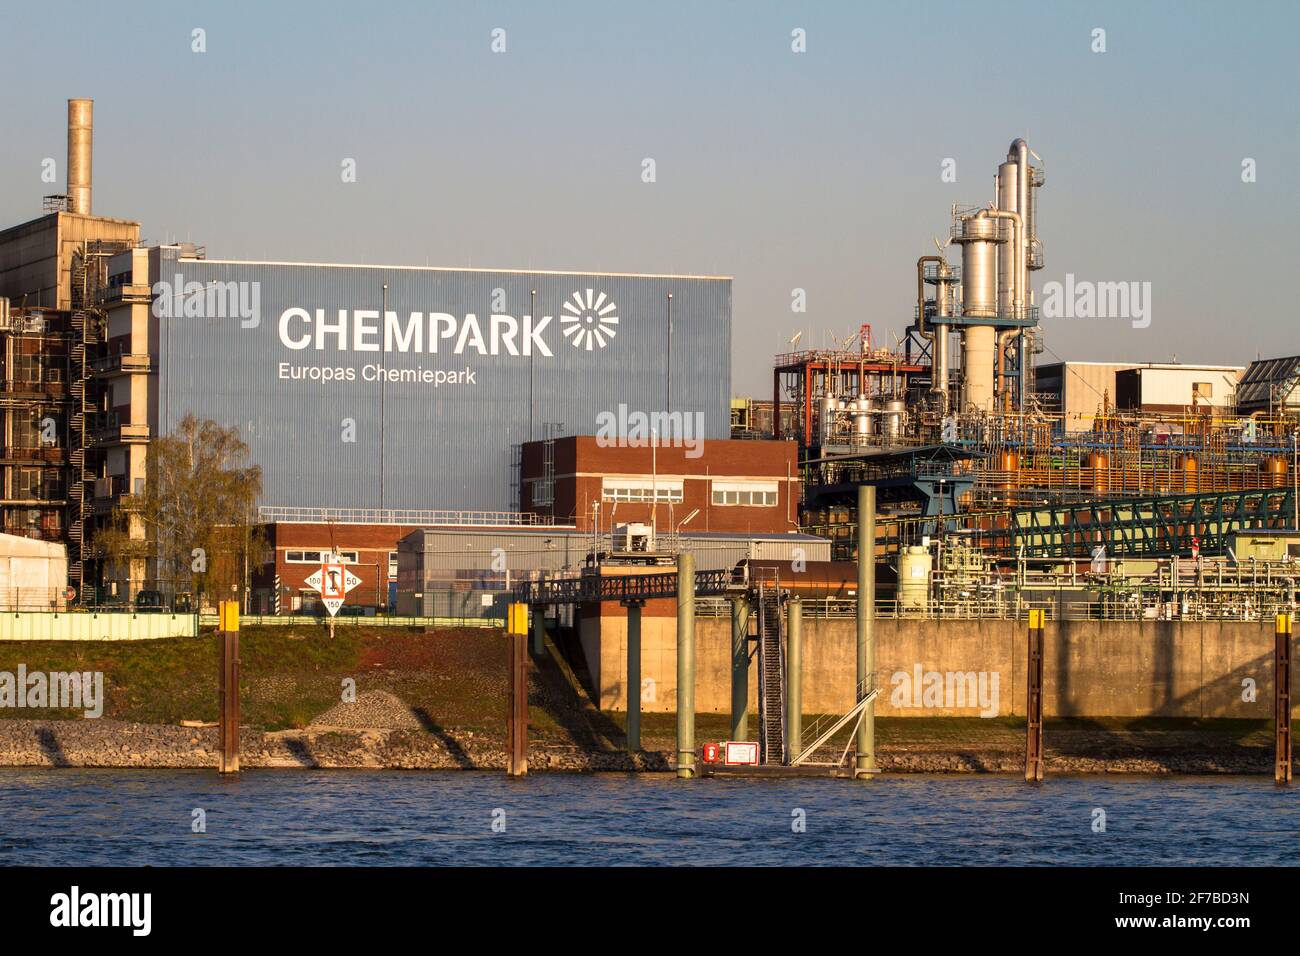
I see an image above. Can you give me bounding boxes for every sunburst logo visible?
[560,289,619,350]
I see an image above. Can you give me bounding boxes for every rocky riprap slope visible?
[0,718,1272,773]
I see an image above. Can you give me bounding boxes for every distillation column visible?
[952,215,1003,413]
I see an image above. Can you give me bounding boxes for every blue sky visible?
[2,0,1295,395]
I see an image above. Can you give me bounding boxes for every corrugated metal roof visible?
[1237,355,1300,410]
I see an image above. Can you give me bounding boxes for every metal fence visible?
[693,594,1300,622]
[197,614,503,629]
[1,588,70,612]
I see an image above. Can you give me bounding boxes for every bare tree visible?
[96,415,262,606]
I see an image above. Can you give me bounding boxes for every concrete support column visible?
[730,595,750,741]
[855,484,877,778]
[676,552,696,779]
[531,606,546,656]
[785,596,802,763]
[625,600,643,753]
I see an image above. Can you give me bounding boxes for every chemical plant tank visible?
[853,396,874,443]
[924,138,1044,416]
[898,546,932,612]
[881,399,907,441]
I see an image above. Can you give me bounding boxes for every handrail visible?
[790,674,879,767]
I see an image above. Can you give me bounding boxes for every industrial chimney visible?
[66,98,93,216]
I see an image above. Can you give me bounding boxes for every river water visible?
[0,770,1295,866]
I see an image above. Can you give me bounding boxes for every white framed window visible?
[601,477,683,504]
[711,480,779,507]
[285,549,358,564]
[530,478,554,506]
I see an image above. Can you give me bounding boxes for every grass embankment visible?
[0,625,571,736]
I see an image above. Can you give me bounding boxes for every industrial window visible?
[1193,382,1212,398]
[285,549,358,564]
[530,478,554,506]
[711,480,779,507]
[388,551,398,579]
[601,478,683,504]
[15,468,42,498]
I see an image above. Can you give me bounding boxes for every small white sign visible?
[305,562,362,617]
[723,741,760,766]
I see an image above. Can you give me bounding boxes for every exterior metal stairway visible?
[755,581,785,765]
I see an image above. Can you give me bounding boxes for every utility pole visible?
[379,282,388,513]
[529,288,536,443]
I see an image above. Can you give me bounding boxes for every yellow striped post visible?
[1277,614,1292,785]
[506,603,529,777]
[1025,609,1045,783]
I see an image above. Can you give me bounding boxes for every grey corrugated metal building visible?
[149,247,731,512]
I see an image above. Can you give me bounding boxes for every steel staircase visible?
[755,580,786,765]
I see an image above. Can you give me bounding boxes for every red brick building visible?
[252,513,568,614]
[519,436,801,534]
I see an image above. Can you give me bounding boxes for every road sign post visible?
[306,557,362,638]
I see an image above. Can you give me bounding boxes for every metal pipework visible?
[67,99,93,216]
[997,328,1018,407]
[933,261,955,413]
[915,255,950,413]
[915,255,941,335]
[855,483,877,778]
[1012,138,1030,276]
[785,596,802,763]
[675,551,696,779]
[730,594,749,741]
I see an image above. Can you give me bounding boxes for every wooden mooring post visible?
[1025,609,1045,783]
[506,603,529,777]
[217,601,241,774]
[1277,613,1292,786]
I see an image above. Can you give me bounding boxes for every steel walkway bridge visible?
[959,485,1297,559]
[513,568,738,605]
